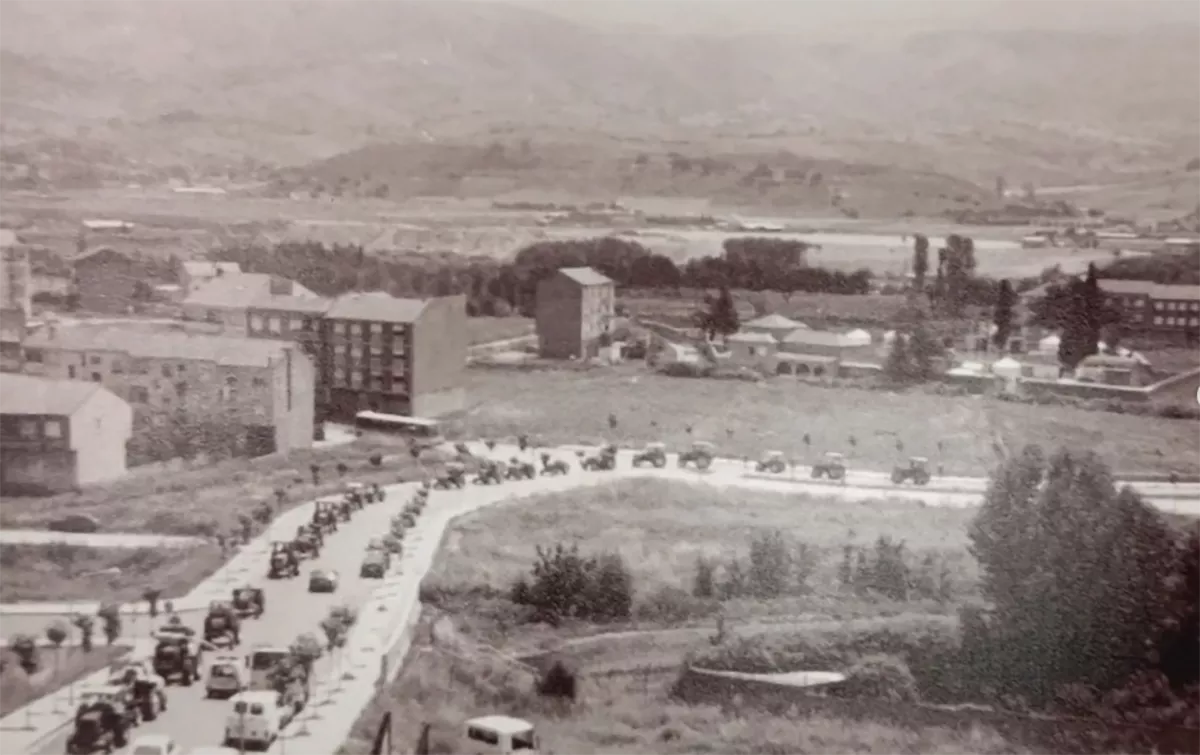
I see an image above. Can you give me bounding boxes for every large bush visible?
[510,544,633,625]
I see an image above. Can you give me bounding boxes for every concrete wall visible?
[410,295,467,417]
[71,387,133,486]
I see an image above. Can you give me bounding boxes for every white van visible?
[463,716,539,754]
[223,691,285,750]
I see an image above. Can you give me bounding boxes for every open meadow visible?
[459,368,1200,478]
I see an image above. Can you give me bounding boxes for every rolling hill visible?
[1,0,1197,197]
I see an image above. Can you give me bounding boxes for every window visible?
[391,377,407,394]
[252,376,267,388]
[334,369,348,386]
[1191,317,1198,326]
[350,371,363,388]
[1191,302,1199,312]
[1154,301,1164,311]
[18,419,37,439]
[349,322,361,337]
[369,359,383,374]
[130,386,149,403]
[268,317,282,334]
[370,322,383,334]
[250,314,265,332]
[89,355,102,365]
[1154,316,1163,325]
[25,348,43,363]
[68,365,76,379]
[1135,299,1144,308]
[161,364,172,378]
[175,381,188,397]
[290,318,303,331]
[111,360,125,374]
[43,420,62,439]
[91,372,102,382]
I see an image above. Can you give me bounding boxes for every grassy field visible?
[338,624,1025,755]
[466,316,534,346]
[0,646,128,717]
[0,543,225,604]
[459,368,1200,477]
[0,436,423,536]
[427,479,976,598]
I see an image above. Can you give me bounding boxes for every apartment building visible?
[245,290,467,421]
[1095,280,1200,343]
[22,324,314,455]
[1,228,32,320]
[182,273,320,332]
[0,374,133,494]
[536,267,615,359]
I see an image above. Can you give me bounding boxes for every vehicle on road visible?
[128,733,180,755]
[152,636,202,686]
[505,458,537,480]
[247,646,289,691]
[464,715,540,754]
[205,654,248,699]
[678,441,715,471]
[434,464,468,489]
[312,501,339,533]
[67,694,130,754]
[539,454,570,476]
[581,444,618,471]
[474,460,506,485]
[204,602,240,646]
[756,450,787,474]
[632,442,668,468]
[308,568,340,593]
[360,550,388,579]
[108,661,167,721]
[186,748,240,755]
[892,456,932,486]
[267,541,300,579]
[231,586,265,619]
[353,410,442,444]
[811,451,848,481]
[223,691,287,751]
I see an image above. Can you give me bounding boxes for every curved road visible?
[14,441,1200,754]
[29,487,416,755]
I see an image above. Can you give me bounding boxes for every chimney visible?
[268,276,292,297]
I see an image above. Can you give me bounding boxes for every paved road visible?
[29,486,416,755]
[12,441,1200,753]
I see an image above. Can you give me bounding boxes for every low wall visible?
[673,666,1199,754]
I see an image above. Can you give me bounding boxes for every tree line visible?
[211,236,871,318]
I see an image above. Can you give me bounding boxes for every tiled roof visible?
[1098,279,1158,296]
[727,331,778,344]
[744,314,804,330]
[25,325,295,367]
[182,261,242,276]
[248,293,333,314]
[558,267,613,286]
[325,292,428,324]
[782,329,855,348]
[183,274,314,310]
[0,373,106,416]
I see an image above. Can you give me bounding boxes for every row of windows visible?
[6,418,64,440]
[1109,296,1200,312]
[332,342,406,358]
[1154,316,1199,328]
[123,375,269,404]
[249,314,317,334]
[331,371,408,393]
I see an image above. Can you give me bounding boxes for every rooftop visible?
[727,331,778,344]
[325,291,428,323]
[249,292,334,314]
[557,266,613,287]
[0,373,107,416]
[181,261,242,276]
[25,325,296,367]
[744,313,805,330]
[0,229,18,247]
[184,273,315,310]
[782,329,855,348]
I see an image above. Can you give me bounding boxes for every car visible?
[224,691,287,750]
[360,551,388,579]
[308,569,339,593]
[128,734,181,755]
[205,654,248,699]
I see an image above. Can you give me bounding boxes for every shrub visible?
[511,543,634,624]
[537,660,578,701]
[691,556,715,599]
[635,586,717,625]
[9,634,39,675]
[836,653,922,702]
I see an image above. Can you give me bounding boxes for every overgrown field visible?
[0,543,225,604]
[338,620,1025,755]
[0,646,128,717]
[0,436,422,536]
[459,368,1199,477]
[466,316,534,346]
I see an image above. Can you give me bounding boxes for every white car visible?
[129,734,181,755]
[224,690,286,750]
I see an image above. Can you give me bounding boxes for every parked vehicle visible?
[308,569,340,593]
[462,715,540,754]
[539,454,570,476]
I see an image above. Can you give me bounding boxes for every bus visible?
[354,411,442,440]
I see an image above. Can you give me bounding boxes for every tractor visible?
[474,460,506,485]
[756,450,787,474]
[632,442,668,468]
[811,451,847,481]
[891,457,932,486]
[678,441,715,471]
[540,454,570,476]
[434,465,467,489]
[581,444,618,472]
[505,458,537,481]
[268,541,300,579]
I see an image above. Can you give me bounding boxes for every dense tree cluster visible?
[1028,264,1121,369]
[510,543,633,624]
[213,236,871,318]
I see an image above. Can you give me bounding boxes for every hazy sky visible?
[523,0,1200,35]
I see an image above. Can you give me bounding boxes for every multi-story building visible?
[246,291,467,420]
[536,267,615,360]
[22,324,314,455]
[181,273,319,331]
[0,374,133,494]
[73,247,141,314]
[1,228,32,320]
[1024,278,1200,345]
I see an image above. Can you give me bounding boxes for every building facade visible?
[1,229,32,320]
[73,247,140,314]
[0,374,133,494]
[22,325,314,455]
[536,267,615,360]
[246,291,467,420]
[1028,279,1200,345]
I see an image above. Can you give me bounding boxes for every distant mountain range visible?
[1,0,1197,188]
